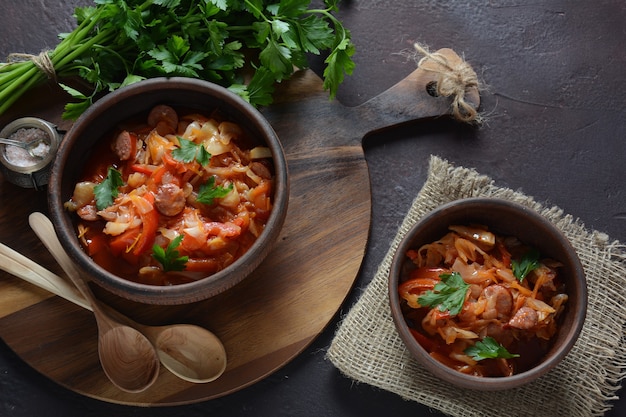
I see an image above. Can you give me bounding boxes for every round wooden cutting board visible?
[0,50,478,406]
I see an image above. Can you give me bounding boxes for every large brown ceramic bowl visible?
[388,197,587,390]
[48,77,288,305]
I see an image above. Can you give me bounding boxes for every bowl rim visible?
[48,77,289,304]
[388,197,588,390]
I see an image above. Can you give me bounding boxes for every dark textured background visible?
[1,0,625,416]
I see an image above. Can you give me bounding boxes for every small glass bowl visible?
[0,117,62,190]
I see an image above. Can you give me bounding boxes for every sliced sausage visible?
[250,161,272,180]
[154,183,186,217]
[112,130,136,161]
[148,105,178,136]
[508,306,538,330]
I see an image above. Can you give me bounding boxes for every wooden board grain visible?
[0,49,478,406]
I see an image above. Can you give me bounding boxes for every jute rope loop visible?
[413,43,480,124]
[7,51,56,81]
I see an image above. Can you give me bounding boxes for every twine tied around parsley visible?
[413,43,481,124]
[7,51,56,81]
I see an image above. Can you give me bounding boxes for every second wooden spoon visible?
[29,212,160,393]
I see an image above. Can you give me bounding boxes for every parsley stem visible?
[0,65,42,115]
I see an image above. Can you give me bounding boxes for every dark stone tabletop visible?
[1,1,624,416]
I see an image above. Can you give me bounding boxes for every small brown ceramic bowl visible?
[48,77,288,305]
[388,197,587,390]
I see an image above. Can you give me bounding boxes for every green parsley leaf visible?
[62,99,92,121]
[325,0,341,12]
[119,74,145,88]
[323,33,356,99]
[205,20,230,55]
[245,0,265,18]
[197,177,233,205]
[228,83,250,101]
[245,66,278,106]
[251,21,271,46]
[58,83,88,100]
[152,235,188,272]
[93,166,124,210]
[417,272,469,316]
[208,0,229,11]
[59,83,93,121]
[153,0,182,8]
[271,19,291,37]
[148,36,206,77]
[273,0,310,18]
[259,38,293,79]
[512,248,541,282]
[172,137,211,166]
[196,145,211,166]
[464,337,520,361]
[293,15,335,54]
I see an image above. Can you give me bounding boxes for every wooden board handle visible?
[355,48,480,135]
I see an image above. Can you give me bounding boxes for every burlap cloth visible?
[327,155,626,417]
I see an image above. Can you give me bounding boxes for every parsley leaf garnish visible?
[464,337,520,361]
[152,235,188,272]
[417,272,469,316]
[172,137,211,166]
[197,177,233,205]
[93,166,124,210]
[512,248,541,282]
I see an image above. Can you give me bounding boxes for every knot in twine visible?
[7,51,56,81]
[413,43,481,124]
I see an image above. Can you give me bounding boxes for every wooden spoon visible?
[96,305,227,383]
[137,322,226,383]
[0,241,90,310]
[28,212,160,393]
[4,216,227,384]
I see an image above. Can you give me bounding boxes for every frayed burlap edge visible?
[326,155,626,417]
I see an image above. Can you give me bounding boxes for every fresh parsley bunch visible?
[0,0,355,119]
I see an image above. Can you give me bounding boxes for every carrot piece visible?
[184,257,220,273]
[408,266,447,281]
[109,228,141,256]
[130,164,157,175]
[133,211,159,256]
